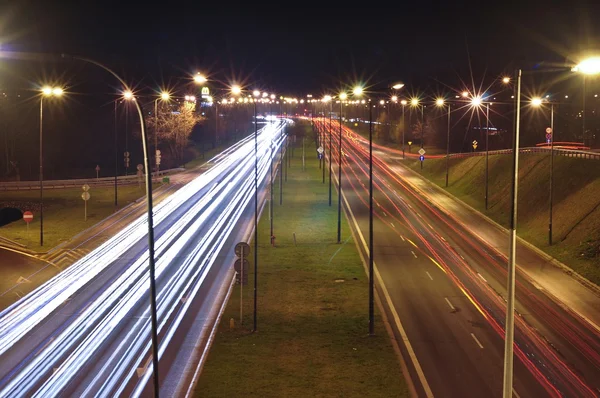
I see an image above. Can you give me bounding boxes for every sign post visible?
[155,149,161,176]
[545,127,552,145]
[408,141,412,153]
[137,164,143,188]
[234,242,250,325]
[95,165,100,180]
[23,211,33,232]
[418,148,426,169]
[82,184,90,221]
[124,151,130,175]
[472,140,478,151]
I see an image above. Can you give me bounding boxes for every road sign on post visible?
[124,151,130,169]
[418,148,426,156]
[234,242,250,325]
[81,190,90,221]
[472,140,478,150]
[23,211,33,231]
[95,165,100,179]
[137,164,143,188]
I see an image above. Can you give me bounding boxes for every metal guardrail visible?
[398,147,600,161]
[0,167,185,191]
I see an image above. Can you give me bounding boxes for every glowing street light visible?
[160,92,170,101]
[253,90,261,97]
[392,83,405,90]
[502,77,511,84]
[123,90,133,100]
[400,99,407,105]
[391,95,398,102]
[436,98,445,106]
[571,56,600,75]
[340,92,348,100]
[193,73,207,84]
[353,86,363,96]
[379,100,385,105]
[531,97,543,106]
[323,95,332,102]
[231,85,242,95]
[462,91,469,98]
[410,98,419,106]
[39,85,65,246]
[471,96,482,106]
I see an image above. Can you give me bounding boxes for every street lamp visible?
[410,98,424,168]
[436,98,452,187]
[39,86,63,246]
[337,92,347,243]
[114,90,135,209]
[154,92,170,176]
[252,89,260,332]
[571,57,600,145]
[323,95,333,198]
[471,96,491,209]
[400,99,407,158]
[353,85,375,336]
[193,72,207,84]
[502,76,511,84]
[531,97,555,245]
[231,85,242,95]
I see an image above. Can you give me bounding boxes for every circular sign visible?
[155,149,161,155]
[234,258,250,273]
[23,211,33,223]
[82,184,90,192]
[546,127,552,134]
[419,155,425,161]
[95,165,100,171]
[235,242,250,257]
[81,192,90,201]
[137,164,143,171]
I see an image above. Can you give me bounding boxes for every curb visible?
[400,161,600,297]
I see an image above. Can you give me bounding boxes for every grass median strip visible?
[197,127,407,397]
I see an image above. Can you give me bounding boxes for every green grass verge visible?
[197,123,408,398]
[0,185,147,250]
[406,153,600,286]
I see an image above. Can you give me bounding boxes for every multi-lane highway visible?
[0,120,286,397]
[315,118,600,397]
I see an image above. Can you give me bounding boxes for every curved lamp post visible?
[61,54,161,397]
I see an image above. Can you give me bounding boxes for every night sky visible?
[0,0,599,180]
[3,0,600,92]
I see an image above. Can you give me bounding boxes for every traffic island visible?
[196,124,408,397]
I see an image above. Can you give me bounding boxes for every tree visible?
[148,102,203,166]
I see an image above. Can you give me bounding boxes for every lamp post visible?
[401,100,407,158]
[532,97,555,245]
[337,92,347,243]
[62,53,160,397]
[410,98,423,169]
[470,96,492,208]
[502,69,522,398]
[436,98,451,187]
[154,92,170,176]
[252,90,260,332]
[39,86,63,247]
[353,85,375,335]
[323,95,333,204]
[114,91,134,209]
[572,57,600,146]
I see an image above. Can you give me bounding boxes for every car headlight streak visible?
[0,121,287,396]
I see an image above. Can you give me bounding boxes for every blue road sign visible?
[318,153,323,159]
[419,155,425,161]
[547,138,551,144]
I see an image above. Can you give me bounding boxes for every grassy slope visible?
[407,153,600,285]
[197,123,407,397]
[0,185,147,249]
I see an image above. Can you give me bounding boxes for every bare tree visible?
[148,102,203,165]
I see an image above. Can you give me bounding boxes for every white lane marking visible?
[425,271,433,281]
[471,333,484,349]
[444,297,455,311]
[411,251,418,258]
[342,187,434,398]
[35,337,55,356]
[477,273,487,283]
[427,223,433,229]
[401,235,405,242]
[390,222,395,228]
[440,236,446,242]
[513,388,521,398]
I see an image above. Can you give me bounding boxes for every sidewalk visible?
[196,128,408,397]
[385,151,600,332]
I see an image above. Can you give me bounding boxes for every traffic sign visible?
[419,155,425,162]
[81,192,90,201]
[95,165,100,172]
[317,146,324,154]
[82,184,90,192]
[234,258,249,273]
[408,141,412,146]
[418,148,426,156]
[235,242,250,257]
[472,140,478,150]
[124,151,130,168]
[546,127,553,134]
[23,211,33,224]
[137,164,143,171]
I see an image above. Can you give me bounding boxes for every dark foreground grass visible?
[197,125,407,397]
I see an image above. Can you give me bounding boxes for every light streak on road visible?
[315,118,600,397]
[0,120,287,396]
